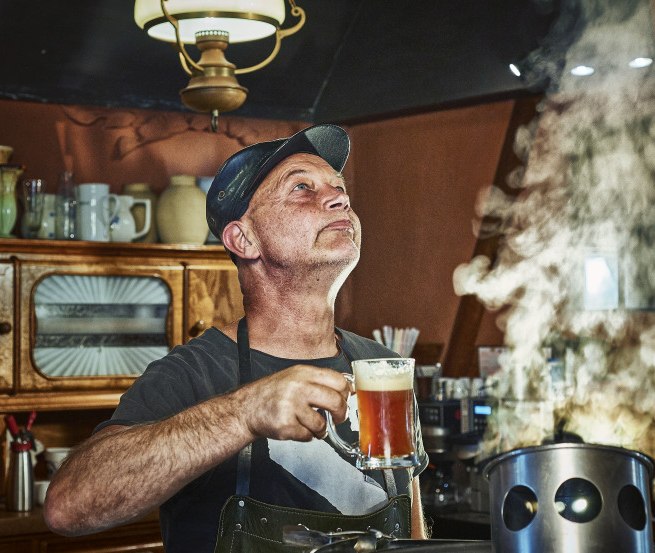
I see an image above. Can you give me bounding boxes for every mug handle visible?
[324,374,360,458]
[131,198,151,240]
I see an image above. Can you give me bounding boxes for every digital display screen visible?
[474,404,492,416]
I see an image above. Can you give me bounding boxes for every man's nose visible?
[323,186,350,210]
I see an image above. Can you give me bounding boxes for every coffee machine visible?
[418,379,494,512]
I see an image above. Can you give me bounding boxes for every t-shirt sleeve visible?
[94,335,239,434]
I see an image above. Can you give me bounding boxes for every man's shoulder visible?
[336,328,399,359]
[140,327,238,381]
[170,326,235,358]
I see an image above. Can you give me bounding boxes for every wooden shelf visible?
[0,392,123,412]
[0,237,228,261]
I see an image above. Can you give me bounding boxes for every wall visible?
[347,102,512,367]
[0,98,508,370]
[0,100,306,195]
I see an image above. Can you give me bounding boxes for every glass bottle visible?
[55,170,76,240]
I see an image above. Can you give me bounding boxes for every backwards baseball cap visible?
[206,124,350,241]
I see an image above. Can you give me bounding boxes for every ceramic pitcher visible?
[75,183,119,242]
[109,195,152,242]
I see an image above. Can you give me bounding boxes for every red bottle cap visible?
[10,441,32,452]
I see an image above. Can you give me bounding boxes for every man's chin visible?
[313,246,360,271]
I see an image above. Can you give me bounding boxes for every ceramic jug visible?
[109,195,152,242]
[0,164,24,237]
[75,183,120,242]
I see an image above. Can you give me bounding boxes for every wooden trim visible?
[442,95,541,377]
[0,391,123,411]
[0,237,230,261]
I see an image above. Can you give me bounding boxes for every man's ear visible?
[222,221,260,260]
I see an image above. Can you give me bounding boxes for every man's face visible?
[242,153,361,270]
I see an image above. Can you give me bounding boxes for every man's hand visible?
[235,365,351,442]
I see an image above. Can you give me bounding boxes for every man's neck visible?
[244,306,338,359]
[226,261,352,359]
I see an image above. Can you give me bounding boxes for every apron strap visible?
[236,318,253,496]
[235,319,399,499]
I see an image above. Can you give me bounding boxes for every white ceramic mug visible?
[109,195,152,242]
[45,447,72,478]
[75,183,119,242]
[34,479,50,506]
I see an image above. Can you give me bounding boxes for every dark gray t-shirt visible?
[97,327,428,553]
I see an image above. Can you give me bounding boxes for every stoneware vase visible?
[156,174,209,245]
[0,164,24,237]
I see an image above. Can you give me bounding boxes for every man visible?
[45,124,428,552]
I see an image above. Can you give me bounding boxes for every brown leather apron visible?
[213,318,412,553]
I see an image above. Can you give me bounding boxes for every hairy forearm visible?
[44,389,253,536]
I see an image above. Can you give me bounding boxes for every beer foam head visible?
[352,358,414,391]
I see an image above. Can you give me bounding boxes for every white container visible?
[75,183,119,242]
[34,479,50,506]
[45,447,72,479]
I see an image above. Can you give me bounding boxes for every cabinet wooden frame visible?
[0,238,243,411]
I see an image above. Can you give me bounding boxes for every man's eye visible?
[294,183,310,191]
[335,185,346,193]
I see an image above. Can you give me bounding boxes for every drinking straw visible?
[372,326,420,356]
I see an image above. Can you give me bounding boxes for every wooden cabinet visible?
[0,238,244,411]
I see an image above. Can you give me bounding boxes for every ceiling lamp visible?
[134,0,305,131]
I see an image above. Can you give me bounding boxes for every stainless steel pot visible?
[483,443,654,553]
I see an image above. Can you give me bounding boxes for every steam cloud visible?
[453,0,655,457]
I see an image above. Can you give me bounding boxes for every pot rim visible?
[481,442,654,480]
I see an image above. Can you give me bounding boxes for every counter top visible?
[425,509,490,540]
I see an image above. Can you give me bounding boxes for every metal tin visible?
[483,443,654,553]
[6,442,34,512]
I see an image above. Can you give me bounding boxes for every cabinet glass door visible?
[33,275,171,378]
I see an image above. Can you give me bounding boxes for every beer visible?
[325,358,419,470]
[356,388,414,458]
[353,359,416,466]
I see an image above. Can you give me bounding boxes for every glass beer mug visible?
[326,358,420,470]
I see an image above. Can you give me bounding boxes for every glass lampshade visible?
[134,0,286,43]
